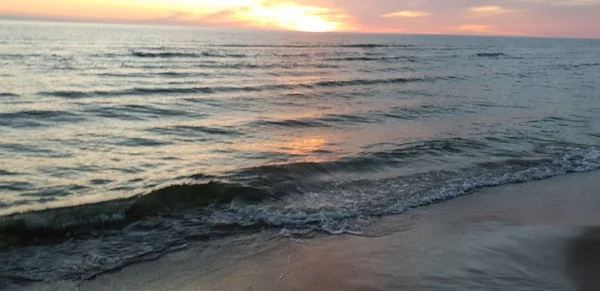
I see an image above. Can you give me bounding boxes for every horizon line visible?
[1,16,599,41]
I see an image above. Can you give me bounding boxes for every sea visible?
[0,21,599,288]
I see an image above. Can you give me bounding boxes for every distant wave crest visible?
[39,76,454,98]
[130,51,247,58]
[476,52,508,57]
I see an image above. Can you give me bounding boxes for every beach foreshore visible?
[46,171,600,291]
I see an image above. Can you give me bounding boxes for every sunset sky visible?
[1,0,599,38]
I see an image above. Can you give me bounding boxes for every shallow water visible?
[79,172,600,291]
[0,21,599,287]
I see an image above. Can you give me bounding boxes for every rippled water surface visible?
[0,21,599,287]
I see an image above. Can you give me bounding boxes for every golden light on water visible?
[234,137,327,157]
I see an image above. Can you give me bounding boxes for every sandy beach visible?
[72,171,600,291]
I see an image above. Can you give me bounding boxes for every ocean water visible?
[0,21,599,287]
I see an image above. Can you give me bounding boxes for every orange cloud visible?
[469,6,507,13]
[0,0,167,20]
[467,5,527,17]
[381,10,431,18]
[458,24,491,32]
[0,0,353,32]
[1,0,599,38]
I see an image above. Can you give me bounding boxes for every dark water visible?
[0,21,599,288]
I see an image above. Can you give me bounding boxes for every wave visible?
[113,137,171,147]
[0,110,82,128]
[251,112,380,129]
[0,143,57,156]
[41,85,290,98]
[0,182,273,244]
[119,61,341,70]
[131,52,197,58]
[0,53,42,59]
[339,44,412,48]
[208,44,412,48]
[378,104,463,120]
[39,76,451,98]
[209,44,316,48]
[319,113,374,124]
[555,62,600,69]
[130,51,247,59]
[41,87,216,98]
[1,144,599,284]
[96,71,211,78]
[251,119,330,129]
[199,52,248,58]
[476,53,508,57]
[0,93,19,98]
[325,56,419,62]
[0,137,487,237]
[0,170,20,176]
[84,104,198,120]
[0,200,130,243]
[218,146,600,234]
[387,146,600,213]
[235,138,488,182]
[313,76,452,87]
[148,125,242,136]
[271,53,311,57]
[125,183,273,219]
[196,62,341,70]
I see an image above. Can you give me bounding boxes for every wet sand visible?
[79,171,600,291]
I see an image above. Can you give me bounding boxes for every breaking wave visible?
[1,143,597,243]
[0,182,273,245]
[0,143,599,285]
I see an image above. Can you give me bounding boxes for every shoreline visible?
[72,171,600,291]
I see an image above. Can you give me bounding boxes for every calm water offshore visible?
[0,21,599,287]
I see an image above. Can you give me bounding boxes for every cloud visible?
[381,10,430,18]
[148,11,195,22]
[2,0,600,38]
[469,6,507,13]
[458,24,491,32]
[553,0,600,5]
[504,0,600,6]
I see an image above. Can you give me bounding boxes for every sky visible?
[1,0,600,38]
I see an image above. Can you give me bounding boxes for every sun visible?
[290,15,339,32]
[258,5,339,32]
[238,5,341,32]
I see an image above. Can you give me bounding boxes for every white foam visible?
[210,146,600,235]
